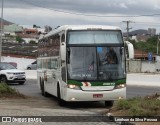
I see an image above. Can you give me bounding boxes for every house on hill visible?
[16,28,39,43]
[4,24,23,33]
[3,24,23,42]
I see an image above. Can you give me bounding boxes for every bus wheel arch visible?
[39,77,42,90]
[57,83,61,100]
[57,82,66,106]
[41,79,49,97]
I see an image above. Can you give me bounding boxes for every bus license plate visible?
[93,94,103,98]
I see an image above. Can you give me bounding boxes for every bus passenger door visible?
[50,58,58,96]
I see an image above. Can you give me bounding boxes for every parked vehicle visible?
[3,62,17,68]
[0,62,26,85]
[27,61,37,70]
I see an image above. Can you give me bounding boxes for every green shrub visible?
[116,99,131,110]
[115,95,160,116]
[0,83,26,98]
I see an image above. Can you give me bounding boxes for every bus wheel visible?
[105,101,114,107]
[41,80,49,97]
[57,84,66,106]
[39,78,42,90]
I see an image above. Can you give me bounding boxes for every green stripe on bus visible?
[67,79,126,86]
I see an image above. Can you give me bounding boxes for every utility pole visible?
[122,20,133,41]
[0,0,4,62]
[157,34,160,55]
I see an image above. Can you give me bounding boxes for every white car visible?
[27,61,37,70]
[0,62,26,85]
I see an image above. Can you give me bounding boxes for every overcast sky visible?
[2,0,160,32]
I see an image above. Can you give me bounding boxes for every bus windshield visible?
[67,47,125,81]
[68,30,123,44]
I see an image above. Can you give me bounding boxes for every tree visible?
[16,36,25,43]
[33,24,41,28]
[44,25,52,33]
[129,36,160,54]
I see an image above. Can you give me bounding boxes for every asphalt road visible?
[126,85,160,98]
[10,79,160,98]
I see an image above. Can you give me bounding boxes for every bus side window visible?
[50,59,58,69]
[48,59,51,69]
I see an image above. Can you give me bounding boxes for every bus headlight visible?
[114,84,126,89]
[67,84,81,90]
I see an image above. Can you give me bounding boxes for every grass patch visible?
[113,94,160,116]
[0,83,27,99]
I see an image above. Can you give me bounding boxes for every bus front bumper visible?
[64,87,126,102]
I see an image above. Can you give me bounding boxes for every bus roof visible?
[40,25,121,39]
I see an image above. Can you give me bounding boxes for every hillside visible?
[129,29,148,35]
[0,18,13,25]
[123,29,148,36]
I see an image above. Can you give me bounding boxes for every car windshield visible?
[67,47,125,81]
[0,63,16,70]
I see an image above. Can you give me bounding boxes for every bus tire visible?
[41,80,49,97]
[57,84,66,106]
[105,101,114,107]
[39,78,42,90]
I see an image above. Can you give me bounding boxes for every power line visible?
[134,22,160,25]
[19,0,160,18]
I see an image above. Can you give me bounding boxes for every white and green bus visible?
[37,25,134,106]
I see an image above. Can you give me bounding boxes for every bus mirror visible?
[60,42,66,61]
[125,41,134,59]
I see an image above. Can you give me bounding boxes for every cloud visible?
[4,0,160,14]
[119,3,128,9]
[2,0,160,32]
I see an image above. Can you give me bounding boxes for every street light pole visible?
[0,0,4,62]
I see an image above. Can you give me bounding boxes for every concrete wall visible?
[127,60,160,73]
[141,62,156,73]
[127,60,141,72]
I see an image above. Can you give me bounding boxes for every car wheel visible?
[19,81,25,85]
[0,76,8,84]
